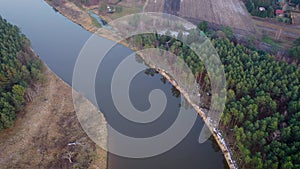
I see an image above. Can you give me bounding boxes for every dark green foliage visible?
[244,0,276,18]
[129,28,300,168]
[289,38,300,60]
[293,37,300,46]
[291,0,300,5]
[221,26,234,40]
[197,21,208,33]
[0,16,44,131]
[289,46,300,59]
[214,38,300,169]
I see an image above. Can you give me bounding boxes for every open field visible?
[105,0,144,20]
[144,0,257,34]
[98,4,143,21]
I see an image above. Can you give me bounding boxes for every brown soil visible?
[0,64,107,169]
[144,0,257,35]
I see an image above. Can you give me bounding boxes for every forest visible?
[128,24,300,169]
[0,16,44,131]
[244,0,300,18]
[289,37,300,60]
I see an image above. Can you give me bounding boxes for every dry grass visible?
[253,17,300,48]
[107,5,143,20]
[46,1,99,32]
[0,65,107,169]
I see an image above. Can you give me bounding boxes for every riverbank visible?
[139,54,237,169]
[44,1,236,168]
[0,50,107,169]
[48,1,98,32]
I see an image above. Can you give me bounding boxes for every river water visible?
[0,0,226,168]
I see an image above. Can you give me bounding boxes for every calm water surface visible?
[0,1,226,168]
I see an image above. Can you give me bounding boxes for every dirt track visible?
[253,16,300,48]
[0,64,107,169]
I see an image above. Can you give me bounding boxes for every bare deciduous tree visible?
[62,151,75,163]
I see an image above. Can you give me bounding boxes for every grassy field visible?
[0,65,107,169]
[107,5,143,20]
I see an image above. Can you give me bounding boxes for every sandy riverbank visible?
[0,50,107,169]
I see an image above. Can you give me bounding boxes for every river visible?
[0,0,227,168]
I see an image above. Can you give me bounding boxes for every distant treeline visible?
[244,0,277,18]
[289,38,300,60]
[244,0,300,18]
[291,0,300,5]
[129,24,300,169]
[0,16,44,131]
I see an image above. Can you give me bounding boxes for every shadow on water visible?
[95,44,226,169]
[0,1,227,168]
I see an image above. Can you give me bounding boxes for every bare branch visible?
[62,151,75,163]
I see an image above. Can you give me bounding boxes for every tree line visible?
[289,37,300,61]
[244,0,277,18]
[128,23,300,169]
[0,16,44,131]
